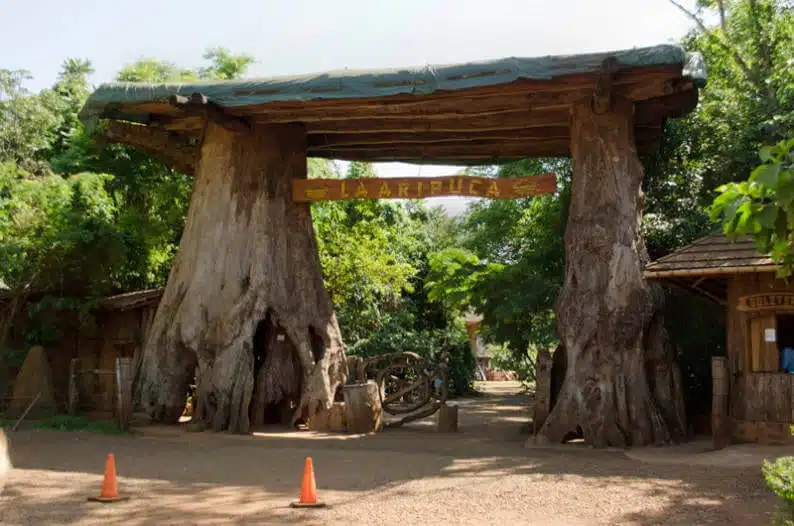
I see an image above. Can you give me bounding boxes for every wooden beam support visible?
[244,89,591,124]
[308,127,570,150]
[635,89,700,122]
[168,92,251,135]
[592,57,620,115]
[105,121,198,174]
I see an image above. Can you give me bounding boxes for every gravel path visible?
[0,382,775,525]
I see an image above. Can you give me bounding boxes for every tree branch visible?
[668,0,762,91]
[717,0,728,33]
[105,121,198,175]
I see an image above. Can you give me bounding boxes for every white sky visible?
[3,0,699,215]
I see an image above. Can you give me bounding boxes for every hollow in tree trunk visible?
[536,96,685,447]
[135,122,347,433]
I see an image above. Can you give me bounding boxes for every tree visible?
[711,138,794,272]
[424,159,569,381]
[0,162,127,345]
[136,123,349,433]
[0,70,62,173]
[199,47,255,80]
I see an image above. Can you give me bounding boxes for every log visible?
[535,95,681,448]
[436,403,459,433]
[533,349,552,433]
[309,402,346,432]
[68,358,80,416]
[343,382,382,434]
[168,93,250,135]
[115,357,133,431]
[711,356,730,449]
[135,122,348,433]
[105,121,197,174]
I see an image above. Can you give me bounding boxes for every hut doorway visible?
[249,311,303,428]
[775,314,794,372]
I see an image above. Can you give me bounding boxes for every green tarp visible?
[80,44,706,126]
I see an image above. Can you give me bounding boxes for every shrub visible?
[763,456,794,525]
[34,415,126,434]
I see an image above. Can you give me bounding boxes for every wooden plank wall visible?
[726,273,794,444]
[736,373,793,422]
[75,308,149,413]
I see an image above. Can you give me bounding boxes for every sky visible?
[2,0,698,215]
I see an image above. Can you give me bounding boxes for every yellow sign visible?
[293,173,557,202]
[737,293,794,312]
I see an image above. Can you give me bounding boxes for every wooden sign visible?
[737,293,794,312]
[292,173,557,202]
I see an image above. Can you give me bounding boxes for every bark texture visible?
[343,382,382,434]
[135,122,347,433]
[537,96,685,447]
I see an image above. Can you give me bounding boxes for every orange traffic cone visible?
[290,457,326,508]
[87,453,129,503]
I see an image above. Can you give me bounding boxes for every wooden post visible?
[436,403,459,432]
[711,356,730,449]
[68,358,80,416]
[115,357,133,431]
[533,348,553,434]
[343,381,382,434]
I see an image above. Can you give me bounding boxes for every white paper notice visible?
[765,328,777,343]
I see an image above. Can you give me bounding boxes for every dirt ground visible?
[0,382,778,525]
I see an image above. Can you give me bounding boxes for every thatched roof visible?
[644,232,777,279]
[80,44,705,167]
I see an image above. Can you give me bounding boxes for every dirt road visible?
[0,382,775,525]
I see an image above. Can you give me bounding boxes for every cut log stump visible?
[309,402,346,432]
[436,403,459,433]
[343,382,382,434]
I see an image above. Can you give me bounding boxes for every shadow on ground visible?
[0,383,776,525]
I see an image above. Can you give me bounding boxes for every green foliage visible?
[33,415,127,434]
[0,69,63,173]
[489,343,537,385]
[424,158,570,374]
[308,160,475,395]
[763,456,794,525]
[711,138,794,274]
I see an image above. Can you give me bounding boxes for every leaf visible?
[750,163,782,187]
[757,205,779,229]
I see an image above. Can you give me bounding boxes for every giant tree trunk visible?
[536,96,683,447]
[136,122,347,433]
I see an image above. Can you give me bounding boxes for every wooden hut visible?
[1,289,162,416]
[73,289,161,415]
[645,232,794,445]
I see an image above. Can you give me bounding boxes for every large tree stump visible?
[536,96,682,448]
[343,382,382,433]
[135,122,348,433]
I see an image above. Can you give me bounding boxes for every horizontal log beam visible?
[105,121,197,174]
[293,173,557,202]
[169,92,251,134]
[308,127,570,150]
[303,110,570,135]
[308,134,662,162]
[246,90,590,123]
